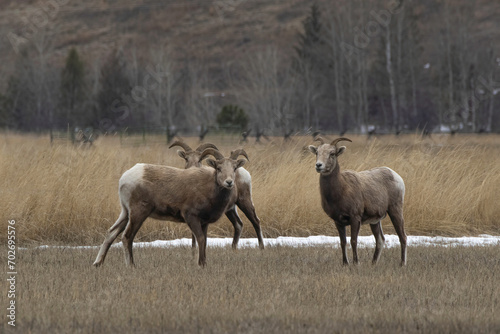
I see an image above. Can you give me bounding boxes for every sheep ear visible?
[336,146,346,156]
[206,159,217,169]
[177,150,187,160]
[236,159,246,169]
[308,145,318,154]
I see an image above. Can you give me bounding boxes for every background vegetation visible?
[0,0,499,136]
[1,133,499,246]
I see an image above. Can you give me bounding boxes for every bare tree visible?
[385,23,399,133]
[324,7,346,131]
[31,31,58,130]
[184,60,216,131]
[236,46,296,134]
[147,45,179,133]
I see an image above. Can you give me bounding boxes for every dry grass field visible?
[2,133,500,333]
[2,244,500,333]
[1,132,499,246]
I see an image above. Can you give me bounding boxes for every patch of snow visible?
[137,235,500,249]
[30,235,500,250]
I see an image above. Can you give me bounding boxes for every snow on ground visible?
[138,235,500,248]
[35,235,500,250]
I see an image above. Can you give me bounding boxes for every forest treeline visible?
[1,0,499,136]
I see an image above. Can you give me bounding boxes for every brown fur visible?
[172,142,264,249]
[309,139,407,266]
[93,152,246,268]
[140,166,234,224]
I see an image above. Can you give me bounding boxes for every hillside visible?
[1,0,499,78]
[0,0,310,77]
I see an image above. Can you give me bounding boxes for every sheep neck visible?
[213,184,233,202]
[319,162,343,204]
[210,173,235,211]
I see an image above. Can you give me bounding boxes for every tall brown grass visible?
[2,132,499,245]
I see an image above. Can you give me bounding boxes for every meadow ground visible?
[1,244,500,333]
[1,132,500,332]
[1,132,500,245]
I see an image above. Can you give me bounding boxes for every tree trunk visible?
[385,28,398,132]
[396,10,405,129]
[485,73,495,133]
[445,3,455,129]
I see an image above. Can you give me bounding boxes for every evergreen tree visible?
[293,3,326,129]
[295,3,323,62]
[95,49,132,131]
[3,75,24,130]
[0,92,6,128]
[216,105,248,131]
[60,48,86,127]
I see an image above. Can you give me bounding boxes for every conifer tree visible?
[60,48,86,127]
[216,105,248,131]
[293,3,325,129]
[295,3,322,62]
[95,49,131,131]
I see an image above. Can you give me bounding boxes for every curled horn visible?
[168,140,193,152]
[199,148,224,161]
[314,136,325,145]
[195,143,219,152]
[230,149,250,162]
[330,137,352,147]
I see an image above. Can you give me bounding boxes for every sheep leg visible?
[388,208,407,266]
[225,207,243,249]
[199,223,209,267]
[202,223,209,240]
[187,218,207,267]
[93,209,128,267]
[370,221,385,264]
[201,223,209,265]
[121,209,150,267]
[335,222,349,265]
[350,219,361,264]
[237,199,265,249]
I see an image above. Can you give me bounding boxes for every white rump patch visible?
[118,164,145,205]
[385,167,405,198]
[237,167,252,185]
[120,164,145,186]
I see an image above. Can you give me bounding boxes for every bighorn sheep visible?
[172,141,219,169]
[169,140,264,249]
[308,137,407,265]
[93,148,248,267]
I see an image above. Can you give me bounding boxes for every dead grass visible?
[1,133,500,246]
[3,244,500,333]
